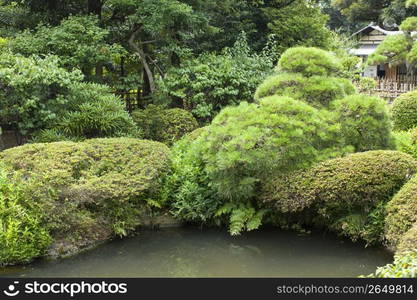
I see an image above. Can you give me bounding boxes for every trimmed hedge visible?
[392,90,417,131]
[397,223,417,254]
[254,73,355,107]
[332,95,395,152]
[0,138,170,260]
[261,151,417,243]
[277,47,342,77]
[201,96,348,202]
[132,105,198,145]
[385,174,417,248]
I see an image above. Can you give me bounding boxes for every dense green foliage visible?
[263,1,333,55]
[0,166,51,265]
[0,53,138,141]
[254,73,355,107]
[0,53,83,136]
[392,90,417,131]
[132,105,198,145]
[163,128,221,223]
[194,96,349,235]
[255,47,356,108]
[385,174,417,248]
[0,138,170,260]
[394,128,417,159]
[367,251,417,278]
[397,222,417,254]
[277,47,342,77]
[32,83,140,142]
[1,0,416,277]
[7,15,124,80]
[261,151,417,244]
[332,0,417,25]
[367,34,410,68]
[201,96,348,202]
[367,16,417,73]
[332,95,395,152]
[157,37,274,122]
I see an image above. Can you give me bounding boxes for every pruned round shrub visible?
[0,166,51,265]
[174,96,350,235]
[332,95,395,152]
[385,174,417,247]
[277,47,342,77]
[0,138,170,259]
[392,90,417,131]
[254,73,355,107]
[202,96,348,202]
[397,223,417,254]
[132,105,198,145]
[261,151,417,243]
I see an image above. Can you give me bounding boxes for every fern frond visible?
[215,202,235,217]
[246,209,267,231]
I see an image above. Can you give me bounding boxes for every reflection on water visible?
[0,227,392,278]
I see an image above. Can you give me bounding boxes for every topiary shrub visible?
[397,223,417,254]
[202,96,348,202]
[392,90,417,131]
[132,105,198,145]
[385,174,417,248]
[277,47,342,77]
[261,151,417,244]
[0,138,170,259]
[254,73,355,107]
[195,96,349,235]
[0,166,51,265]
[332,94,395,152]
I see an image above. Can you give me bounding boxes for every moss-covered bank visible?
[0,138,170,265]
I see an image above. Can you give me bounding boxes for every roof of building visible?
[351,24,402,38]
[350,24,402,57]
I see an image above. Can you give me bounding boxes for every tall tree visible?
[331,0,417,26]
[368,17,417,75]
[264,0,333,55]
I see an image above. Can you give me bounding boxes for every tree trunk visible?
[128,26,156,94]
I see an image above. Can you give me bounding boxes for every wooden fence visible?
[372,80,417,101]
[115,91,146,113]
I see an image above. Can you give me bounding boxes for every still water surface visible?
[1,227,392,277]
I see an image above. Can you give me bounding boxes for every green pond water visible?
[0,227,393,278]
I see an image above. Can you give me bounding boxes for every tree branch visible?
[128,25,156,93]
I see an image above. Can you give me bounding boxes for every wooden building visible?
[350,24,412,82]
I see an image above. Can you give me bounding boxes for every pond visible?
[0,227,393,278]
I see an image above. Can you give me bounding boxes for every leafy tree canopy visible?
[7,15,124,80]
[331,0,415,25]
[367,17,417,73]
